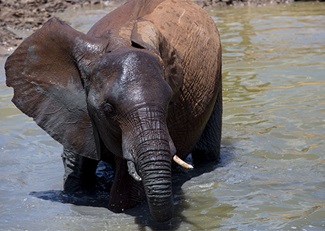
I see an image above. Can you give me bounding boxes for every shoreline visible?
[0,0,322,55]
[0,0,119,54]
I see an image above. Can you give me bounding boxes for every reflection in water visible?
[0,2,325,230]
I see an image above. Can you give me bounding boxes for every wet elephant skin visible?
[5,0,222,222]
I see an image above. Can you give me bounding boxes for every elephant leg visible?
[192,90,222,165]
[108,157,144,212]
[62,149,99,193]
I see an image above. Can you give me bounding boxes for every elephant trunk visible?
[137,143,173,222]
[121,107,174,222]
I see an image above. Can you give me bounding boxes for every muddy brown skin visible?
[5,0,222,222]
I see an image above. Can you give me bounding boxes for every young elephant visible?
[5,0,222,222]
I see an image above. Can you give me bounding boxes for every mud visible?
[195,0,294,7]
[0,0,115,53]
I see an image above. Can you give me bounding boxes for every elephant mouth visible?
[126,155,193,182]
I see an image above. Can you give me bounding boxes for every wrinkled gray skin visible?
[5,0,222,222]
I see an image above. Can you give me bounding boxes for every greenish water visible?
[0,2,324,230]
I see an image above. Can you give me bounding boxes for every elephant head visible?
[85,47,176,221]
[5,18,192,222]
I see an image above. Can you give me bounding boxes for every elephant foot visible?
[108,158,145,212]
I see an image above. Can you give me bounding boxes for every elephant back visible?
[146,0,221,106]
[146,0,222,155]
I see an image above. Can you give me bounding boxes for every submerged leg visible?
[192,90,222,165]
[62,149,99,193]
[108,157,144,212]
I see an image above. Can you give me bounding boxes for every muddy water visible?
[1,2,324,230]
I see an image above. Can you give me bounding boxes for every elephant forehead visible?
[111,77,145,106]
[120,52,145,82]
[110,71,168,108]
[108,51,167,99]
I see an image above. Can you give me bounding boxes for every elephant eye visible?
[103,102,114,114]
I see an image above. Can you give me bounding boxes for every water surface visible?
[0,2,324,230]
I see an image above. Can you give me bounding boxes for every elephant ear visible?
[130,19,183,97]
[5,17,107,160]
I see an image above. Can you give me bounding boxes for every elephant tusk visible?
[173,155,193,169]
[127,161,142,182]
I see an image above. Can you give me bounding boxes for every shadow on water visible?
[29,161,113,208]
[29,190,110,208]
[29,146,235,230]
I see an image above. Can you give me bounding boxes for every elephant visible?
[5,0,222,222]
